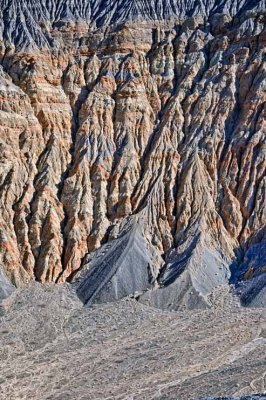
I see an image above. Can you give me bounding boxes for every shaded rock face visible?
[0,267,14,302]
[0,1,265,309]
[75,223,158,305]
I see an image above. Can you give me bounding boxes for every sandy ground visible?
[0,283,265,400]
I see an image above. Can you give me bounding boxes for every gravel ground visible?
[0,283,265,400]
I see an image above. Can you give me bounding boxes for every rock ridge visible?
[0,2,265,309]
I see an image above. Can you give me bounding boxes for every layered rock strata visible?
[0,2,265,309]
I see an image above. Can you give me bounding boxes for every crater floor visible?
[0,283,265,400]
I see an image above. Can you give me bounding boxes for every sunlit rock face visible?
[0,0,265,309]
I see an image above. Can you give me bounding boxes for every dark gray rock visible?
[236,273,266,307]
[0,268,14,301]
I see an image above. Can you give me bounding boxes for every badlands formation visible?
[0,0,265,398]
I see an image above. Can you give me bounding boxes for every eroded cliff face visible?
[0,5,265,308]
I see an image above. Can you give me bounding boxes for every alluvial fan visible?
[0,283,265,399]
